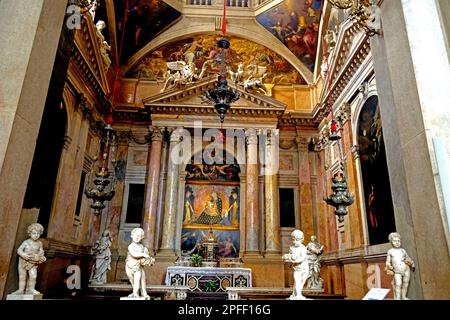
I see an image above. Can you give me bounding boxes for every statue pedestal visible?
[6,293,43,300]
[120,296,150,300]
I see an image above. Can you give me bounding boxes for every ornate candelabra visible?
[84,123,117,216]
[324,172,354,223]
[205,38,240,123]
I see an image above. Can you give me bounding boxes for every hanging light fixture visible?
[84,121,117,216]
[322,19,354,222]
[204,1,240,123]
[84,0,131,215]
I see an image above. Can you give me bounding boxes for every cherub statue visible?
[282,229,309,300]
[125,228,155,299]
[10,223,46,295]
[385,232,415,300]
[89,229,113,285]
[306,235,324,289]
[95,20,111,70]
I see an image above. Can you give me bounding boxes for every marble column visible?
[142,127,163,253]
[159,128,183,255]
[0,0,67,298]
[264,129,281,255]
[296,134,315,237]
[370,0,450,299]
[244,129,260,255]
[155,132,170,251]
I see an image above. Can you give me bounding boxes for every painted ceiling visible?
[257,0,323,72]
[129,35,306,85]
[114,0,181,64]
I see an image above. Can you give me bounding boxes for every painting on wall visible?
[182,184,240,230]
[129,35,306,85]
[257,0,323,72]
[181,229,240,258]
[114,0,181,63]
[358,96,396,245]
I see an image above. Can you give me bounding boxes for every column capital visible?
[336,102,352,127]
[149,126,164,142]
[245,128,258,145]
[295,136,309,152]
[169,127,184,143]
[266,129,279,146]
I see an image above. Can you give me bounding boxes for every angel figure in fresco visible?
[219,236,238,258]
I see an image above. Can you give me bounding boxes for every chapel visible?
[0,0,449,300]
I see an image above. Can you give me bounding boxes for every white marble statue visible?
[385,232,415,300]
[89,229,112,285]
[95,20,111,70]
[125,228,155,299]
[282,229,309,300]
[306,235,324,290]
[10,223,46,296]
[89,0,98,20]
[367,0,382,35]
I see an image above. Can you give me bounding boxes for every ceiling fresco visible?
[114,0,181,64]
[129,35,306,85]
[257,0,323,72]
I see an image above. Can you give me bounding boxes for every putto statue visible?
[89,229,113,285]
[306,235,324,290]
[10,223,46,296]
[385,232,415,300]
[125,228,155,299]
[95,20,111,70]
[282,229,309,300]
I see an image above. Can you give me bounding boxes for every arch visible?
[356,95,396,245]
[23,91,68,235]
[121,18,313,83]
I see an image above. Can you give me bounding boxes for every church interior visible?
[1,0,449,300]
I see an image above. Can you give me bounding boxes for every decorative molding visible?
[315,20,371,125]
[135,76,286,121]
[335,102,352,127]
[71,13,111,120]
[351,145,360,160]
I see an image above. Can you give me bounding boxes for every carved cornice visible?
[74,93,105,136]
[138,76,286,119]
[113,110,150,123]
[278,112,318,127]
[315,21,371,124]
[71,13,111,118]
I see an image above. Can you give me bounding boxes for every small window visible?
[279,188,295,227]
[126,184,145,224]
[74,171,87,217]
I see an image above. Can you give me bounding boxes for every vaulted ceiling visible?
[100,0,324,84]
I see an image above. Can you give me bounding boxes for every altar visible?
[165,266,252,293]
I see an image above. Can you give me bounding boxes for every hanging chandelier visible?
[322,19,354,222]
[84,122,117,216]
[204,1,240,123]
